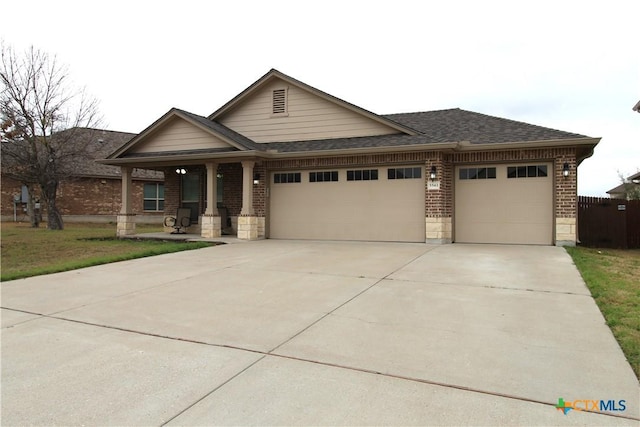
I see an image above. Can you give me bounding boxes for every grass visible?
[566,246,640,379]
[0,222,214,281]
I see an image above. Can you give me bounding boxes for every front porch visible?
[117,160,267,241]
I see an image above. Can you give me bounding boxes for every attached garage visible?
[103,69,598,246]
[454,163,553,245]
[269,166,426,242]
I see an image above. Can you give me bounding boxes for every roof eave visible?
[107,109,252,160]
[98,143,459,166]
[455,137,600,164]
[97,150,264,167]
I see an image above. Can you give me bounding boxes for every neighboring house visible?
[100,69,600,246]
[0,128,164,223]
[606,171,640,199]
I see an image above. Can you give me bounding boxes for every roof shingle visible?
[384,108,588,144]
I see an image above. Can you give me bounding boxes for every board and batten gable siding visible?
[218,80,401,143]
[129,117,234,154]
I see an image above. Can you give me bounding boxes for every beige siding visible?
[454,163,553,245]
[130,117,233,154]
[270,167,425,242]
[219,80,400,143]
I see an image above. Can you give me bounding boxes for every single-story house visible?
[606,171,640,199]
[0,128,164,223]
[100,69,600,245]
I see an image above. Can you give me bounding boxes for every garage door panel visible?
[270,168,425,242]
[455,163,552,245]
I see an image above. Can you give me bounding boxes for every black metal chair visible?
[164,207,192,234]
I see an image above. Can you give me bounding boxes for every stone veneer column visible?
[117,166,136,237]
[201,162,221,238]
[238,160,259,240]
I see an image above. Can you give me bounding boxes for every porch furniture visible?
[164,207,192,234]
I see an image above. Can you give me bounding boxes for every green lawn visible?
[0,222,214,281]
[566,246,640,379]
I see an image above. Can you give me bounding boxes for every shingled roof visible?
[104,107,594,159]
[256,108,590,154]
[384,108,588,144]
[75,128,163,179]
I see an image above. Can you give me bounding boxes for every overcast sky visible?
[2,0,638,196]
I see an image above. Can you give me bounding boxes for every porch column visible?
[201,162,221,238]
[238,160,258,240]
[240,160,255,215]
[117,166,136,237]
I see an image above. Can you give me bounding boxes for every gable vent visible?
[272,89,287,114]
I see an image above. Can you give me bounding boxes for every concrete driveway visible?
[1,241,638,426]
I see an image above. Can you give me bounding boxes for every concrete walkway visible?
[1,241,638,426]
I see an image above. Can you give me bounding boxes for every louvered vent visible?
[272,89,286,114]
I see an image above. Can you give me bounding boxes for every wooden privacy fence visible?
[578,196,640,249]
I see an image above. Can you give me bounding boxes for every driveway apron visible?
[2,241,638,426]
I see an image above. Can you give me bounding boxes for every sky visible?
[2,0,638,196]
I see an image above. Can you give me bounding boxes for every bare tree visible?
[1,42,101,229]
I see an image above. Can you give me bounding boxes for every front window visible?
[143,183,164,211]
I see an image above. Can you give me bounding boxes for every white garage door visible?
[269,166,425,242]
[455,163,553,245]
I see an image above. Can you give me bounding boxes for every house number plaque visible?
[427,181,441,190]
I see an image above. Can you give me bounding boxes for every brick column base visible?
[117,214,136,237]
[555,217,576,247]
[238,215,259,240]
[425,217,452,244]
[200,215,221,238]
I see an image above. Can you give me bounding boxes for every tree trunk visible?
[42,180,64,230]
[26,184,40,228]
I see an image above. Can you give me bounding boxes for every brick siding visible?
[1,176,163,218]
[3,146,578,228]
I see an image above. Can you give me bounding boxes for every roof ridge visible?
[383,108,461,116]
[60,126,137,136]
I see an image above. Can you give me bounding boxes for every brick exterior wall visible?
[253,162,267,217]
[1,175,163,219]
[162,167,180,216]
[219,163,242,216]
[7,147,578,241]
[554,154,577,218]
[425,152,452,217]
